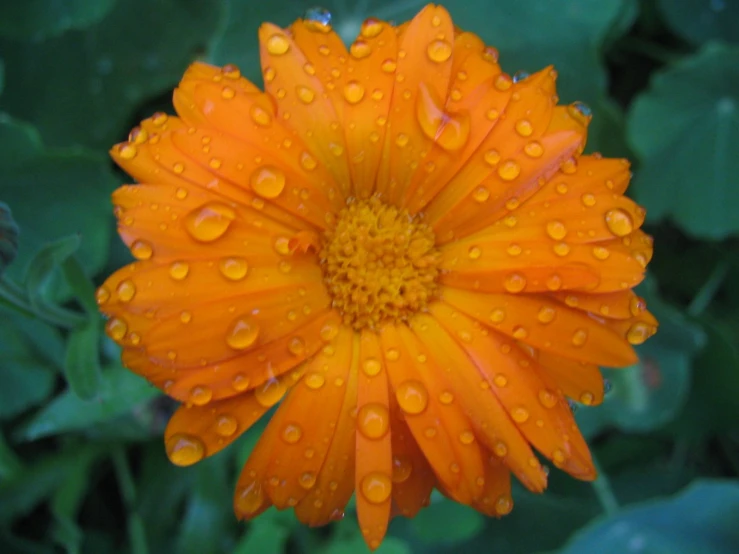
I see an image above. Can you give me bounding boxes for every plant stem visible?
[0,275,86,329]
[111,447,148,554]
[688,260,729,317]
[591,454,620,516]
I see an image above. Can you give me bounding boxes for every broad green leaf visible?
[49,452,98,554]
[410,499,484,544]
[0,431,23,480]
[576,281,705,437]
[24,234,81,310]
[657,0,739,45]
[0,202,19,276]
[627,43,739,239]
[16,366,159,441]
[560,480,739,554]
[0,0,227,149]
[0,116,116,278]
[63,323,102,400]
[0,0,117,40]
[233,517,291,554]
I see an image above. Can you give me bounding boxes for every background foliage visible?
[1,1,738,553]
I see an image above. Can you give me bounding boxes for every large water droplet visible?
[512,70,529,83]
[362,358,381,376]
[116,280,136,302]
[605,208,634,237]
[166,433,206,466]
[357,403,390,439]
[416,83,470,151]
[131,239,153,260]
[545,220,567,241]
[250,166,286,199]
[396,380,428,414]
[184,202,236,242]
[303,6,332,27]
[511,407,530,423]
[504,273,526,293]
[226,316,259,350]
[281,423,303,444]
[235,481,264,515]
[219,257,248,281]
[254,378,286,407]
[189,385,213,406]
[215,414,238,436]
[266,34,291,56]
[361,472,392,503]
[427,39,452,63]
[169,261,189,281]
[304,373,325,390]
[343,81,365,104]
[106,317,128,341]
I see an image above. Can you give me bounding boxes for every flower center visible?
[321,197,441,330]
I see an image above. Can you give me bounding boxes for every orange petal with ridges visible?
[420,306,595,480]
[550,290,646,320]
[471,454,513,517]
[536,351,605,406]
[259,22,351,193]
[381,323,486,505]
[294,333,359,526]
[441,287,637,367]
[343,18,397,199]
[355,329,393,549]
[263,327,354,509]
[375,4,454,204]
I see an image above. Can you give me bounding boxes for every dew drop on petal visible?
[605,208,634,237]
[96,286,110,305]
[392,455,412,483]
[254,378,286,408]
[571,329,588,347]
[362,358,381,376]
[427,39,452,63]
[546,220,567,241]
[304,373,325,390]
[281,423,303,444]
[439,391,454,404]
[511,407,530,423]
[266,34,291,55]
[498,160,521,181]
[235,481,264,515]
[303,6,332,27]
[166,433,205,466]
[219,257,248,281]
[538,389,558,408]
[131,239,153,260]
[226,316,259,350]
[504,273,526,293]
[361,472,392,504]
[357,403,390,439]
[626,322,653,345]
[287,336,306,356]
[512,70,529,83]
[169,261,189,281]
[106,317,127,341]
[396,380,428,414]
[299,471,317,489]
[250,166,286,198]
[189,385,212,406]
[343,80,365,104]
[472,186,490,203]
[116,280,136,302]
[185,202,236,242]
[459,430,475,445]
[496,495,513,515]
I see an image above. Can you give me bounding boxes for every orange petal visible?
[380,323,486,505]
[375,5,455,204]
[440,287,637,367]
[342,18,398,199]
[420,305,595,480]
[355,329,393,549]
[259,22,351,192]
[431,102,588,242]
[263,326,354,509]
[550,290,647,320]
[536,351,605,406]
[471,454,513,517]
[294,333,359,526]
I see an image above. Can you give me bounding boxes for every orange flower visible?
[99,4,657,549]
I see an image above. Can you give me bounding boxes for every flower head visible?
[99,4,657,549]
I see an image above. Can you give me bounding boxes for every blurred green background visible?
[1,0,738,553]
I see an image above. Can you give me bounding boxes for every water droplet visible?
[117,143,137,160]
[524,141,544,158]
[304,373,325,390]
[538,389,558,408]
[296,85,316,104]
[250,105,272,127]
[250,166,286,199]
[626,322,653,345]
[494,374,508,387]
[166,433,205,466]
[215,414,238,436]
[219,257,248,281]
[427,39,452,63]
[299,471,317,489]
[553,242,570,257]
[266,34,291,56]
[303,6,332,27]
[357,403,390,439]
[185,202,236,242]
[494,441,508,457]
[189,385,212,406]
[545,220,567,241]
[282,423,303,444]
[362,358,381,376]
[254,378,286,408]
[511,407,530,423]
[605,208,634,237]
[472,186,490,203]
[392,455,412,483]
[396,380,428,414]
[350,40,371,59]
[630,296,647,316]
[416,83,470,151]
[459,430,475,445]
[226,316,259,350]
[571,329,588,347]
[116,280,136,302]
[381,59,397,73]
[568,101,592,124]
[95,286,110,305]
[592,246,610,260]
[468,246,482,260]
[106,317,127,341]
[580,392,595,406]
[484,149,501,166]
[287,336,306,356]
[385,348,400,361]
[496,495,513,515]
[512,70,529,83]
[489,309,505,323]
[169,261,189,281]
[512,326,528,339]
[498,160,521,181]
[504,273,526,293]
[343,81,365,104]
[361,472,392,503]
[439,391,454,404]
[515,119,533,137]
[131,239,153,260]
[580,193,596,207]
[537,306,556,324]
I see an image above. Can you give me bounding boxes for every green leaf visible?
[576,280,705,437]
[0,0,227,149]
[627,43,739,239]
[560,480,739,554]
[0,0,118,40]
[0,58,4,96]
[410,499,484,544]
[0,431,23,480]
[49,452,98,553]
[63,323,102,400]
[0,116,116,278]
[233,516,291,554]
[0,202,19,276]
[24,234,81,310]
[16,366,159,441]
[657,0,739,46]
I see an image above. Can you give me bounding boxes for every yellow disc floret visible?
[321,197,441,330]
